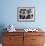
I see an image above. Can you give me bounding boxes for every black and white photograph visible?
[17,7,35,22]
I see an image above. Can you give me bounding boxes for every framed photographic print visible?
[17,7,35,22]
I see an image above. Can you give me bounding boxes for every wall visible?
[0,0,46,29]
[0,0,46,43]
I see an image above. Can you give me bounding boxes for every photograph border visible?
[17,7,35,22]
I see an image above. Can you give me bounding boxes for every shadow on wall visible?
[0,24,7,43]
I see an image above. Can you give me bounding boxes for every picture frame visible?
[17,7,35,22]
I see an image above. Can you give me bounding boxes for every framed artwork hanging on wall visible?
[17,7,35,22]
